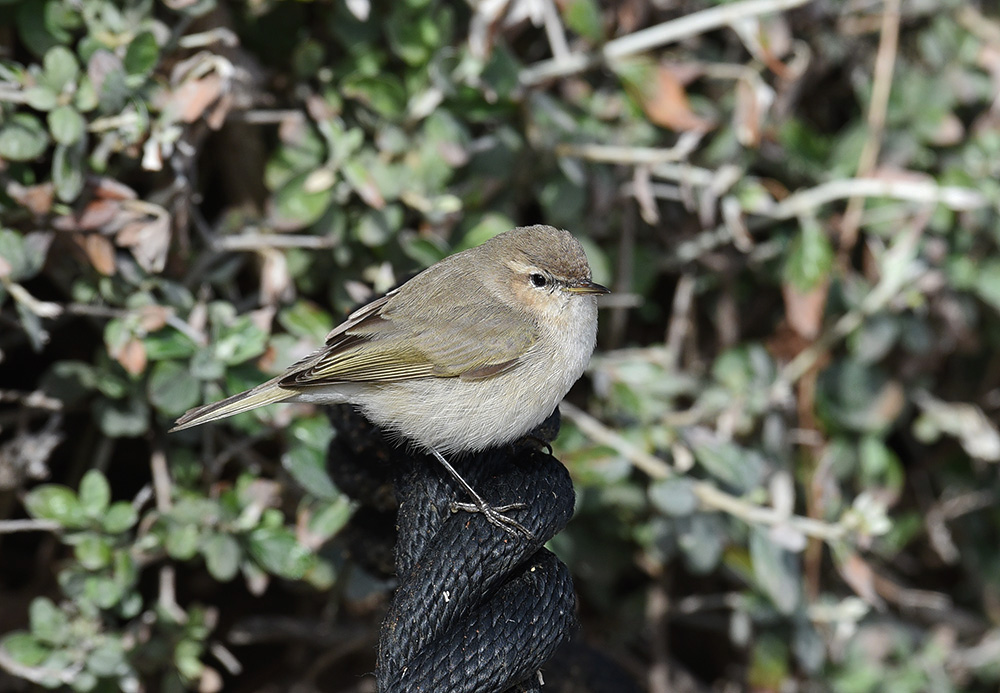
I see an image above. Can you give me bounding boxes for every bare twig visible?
[560,401,673,479]
[0,643,81,686]
[0,518,61,534]
[769,177,987,218]
[559,402,848,542]
[664,274,696,370]
[212,233,338,251]
[646,581,671,693]
[666,175,985,267]
[558,140,703,166]
[0,389,63,410]
[839,0,902,250]
[541,0,570,60]
[150,445,187,623]
[521,0,815,85]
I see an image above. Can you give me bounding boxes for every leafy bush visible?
[2,0,1000,691]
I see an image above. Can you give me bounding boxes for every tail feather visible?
[170,377,294,432]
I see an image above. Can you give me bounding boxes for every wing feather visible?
[280,270,537,388]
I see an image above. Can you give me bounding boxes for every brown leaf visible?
[836,551,886,609]
[166,73,225,124]
[204,90,233,130]
[639,65,714,133]
[53,199,121,232]
[76,233,117,275]
[92,177,138,201]
[259,249,293,306]
[7,182,54,215]
[114,336,148,375]
[0,255,12,279]
[137,305,170,332]
[116,213,171,274]
[782,279,829,340]
[734,77,766,148]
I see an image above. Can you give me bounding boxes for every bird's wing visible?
[279,290,537,387]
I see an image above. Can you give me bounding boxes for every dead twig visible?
[521,0,816,85]
[839,0,903,251]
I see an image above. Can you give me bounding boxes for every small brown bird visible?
[172,225,608,535]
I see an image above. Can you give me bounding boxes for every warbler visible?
[172,224,608,536]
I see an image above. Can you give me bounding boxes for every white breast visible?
[349,295,599,455]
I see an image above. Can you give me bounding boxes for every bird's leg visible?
[428,448,535,540]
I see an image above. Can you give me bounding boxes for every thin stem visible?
[559,402,847,542]
[0,519,61,534]
[839,0,902,250]
[521,0,815,85]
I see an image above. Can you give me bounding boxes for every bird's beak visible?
[564,279,611,295]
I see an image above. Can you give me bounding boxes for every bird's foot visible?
[450,499,534,539]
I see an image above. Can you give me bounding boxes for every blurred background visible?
[1,0,1000,690]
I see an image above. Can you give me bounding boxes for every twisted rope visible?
[327,406,578,693]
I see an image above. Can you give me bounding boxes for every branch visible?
[559,402,847,542]
[0,519,61,534]
[521,0,815,85]
[839,0,902,250]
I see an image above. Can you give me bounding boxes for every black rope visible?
[327,405,578,693]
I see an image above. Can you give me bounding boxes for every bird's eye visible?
[529,273,548,288]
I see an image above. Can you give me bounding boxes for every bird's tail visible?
[170,376,293,432]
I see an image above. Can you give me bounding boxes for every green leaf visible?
[974,259,1000,313]
[272,171,333,230]
[165,522,200,560]
[79,469,111,516]
[41,360,98,403]
[123,32,159,76]
[174,638,205,681]
[143,329,199,360]
[102,501,138,534]
[42,45,79,92]
[148,360,200,415]
[83,574,125,610]
[386,8,439,66]
[689,434,766,493]
[0,229,51,282]
[52,140,86,201]
[750,527,801,615]
[214,316,268,366]
[307,497,353,541]
[0,113,50,161]
[282,441,338,500]
[247,527,313,579]
[24,85,58,111]
[29,597,69,644]
[202,533,241,581]
[783,217,833,292]
[277,301,333,342]
[677,513,726,574]
[0,632,50,667]
[16,0,76,58]
[455,213,516,251]
[86,637,126,677]
[189,347,225,380]
[24,484,87,528]
[94,393,149,438]
[48,105,85,145]
[563,0,603,42]
[649,477,698,517]
[342,73,406,118]
[74,533,113,570]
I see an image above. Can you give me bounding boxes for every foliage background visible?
[2,0,1000,691]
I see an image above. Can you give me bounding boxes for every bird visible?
[171,224,608,536]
